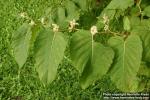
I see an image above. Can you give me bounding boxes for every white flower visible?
[52,24,59,32]
[102,14,109,24]
[102,14,109,31]
[29,20,35,26]
[68,19,79,32]
[41,17,45,24]
[90,26,98,35]
[104,25,109,31]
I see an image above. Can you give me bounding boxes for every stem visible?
[137,0,143,20]
[64,56,72,63]
[91,35,94,60]
[108,29,121,36]
[98,32,107,34]
[16,68,21,96]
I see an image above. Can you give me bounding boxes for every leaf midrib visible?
[49,32,56,65]
[123,41,126,86]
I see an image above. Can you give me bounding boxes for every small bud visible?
[102,14,109,24]
[123,16,130,31]
[68,19,79,32]
[102,14,110,31]
[29,20,35,26]
[104,25,109,31]
[41,17,45,24]
[52,24,59,32]
[90,26,98,35]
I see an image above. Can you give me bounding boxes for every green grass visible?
[0,0,118,99]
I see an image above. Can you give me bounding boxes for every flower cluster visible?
[68,19,79,32]
[102,14,109,31]
[20,12,35,26]
[29,20,35,26]
[41,17,45,25]
[52,24,59,32]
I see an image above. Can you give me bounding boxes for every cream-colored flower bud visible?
[90,26,98,35]
[52,24,59,32]
[68,19,79,32]
[29,20,35,26]
[41,17,45,24]
[102,14,109,24]
[104,25,109,31]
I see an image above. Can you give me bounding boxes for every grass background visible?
[0,0,118,99]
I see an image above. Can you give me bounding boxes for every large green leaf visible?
[130,18,150,62]
[71,30,114,89]
[34,29,67,84]
[12,23,32,68]
[97,0,134,29]
[143,6,150,17]
[108,35,143,92]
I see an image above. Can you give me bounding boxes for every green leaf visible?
[130,6,140,16]
[107,0,134,10]
[131,18,150,62]
[136,78,148,92]
[56,7,68,29]
[65,0,80,21]
[138,62,150,78]
[129,16,141,28]
[34,29,67,84]
[12,23,32,68]
[143,6,150,17]
[56,1,80,29]
[97,0,134,29]
[123,16,131,31]
[70,30,91,73]
[71,30,114,89]
[108,35,143,92]
[72,0,87,11]
[42,7,56,27]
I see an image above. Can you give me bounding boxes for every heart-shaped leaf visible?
[12,23,32,68]
[108,35,143,92]
[130,18,150,62]
[71,30,114,89]
[34,29,67,84]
